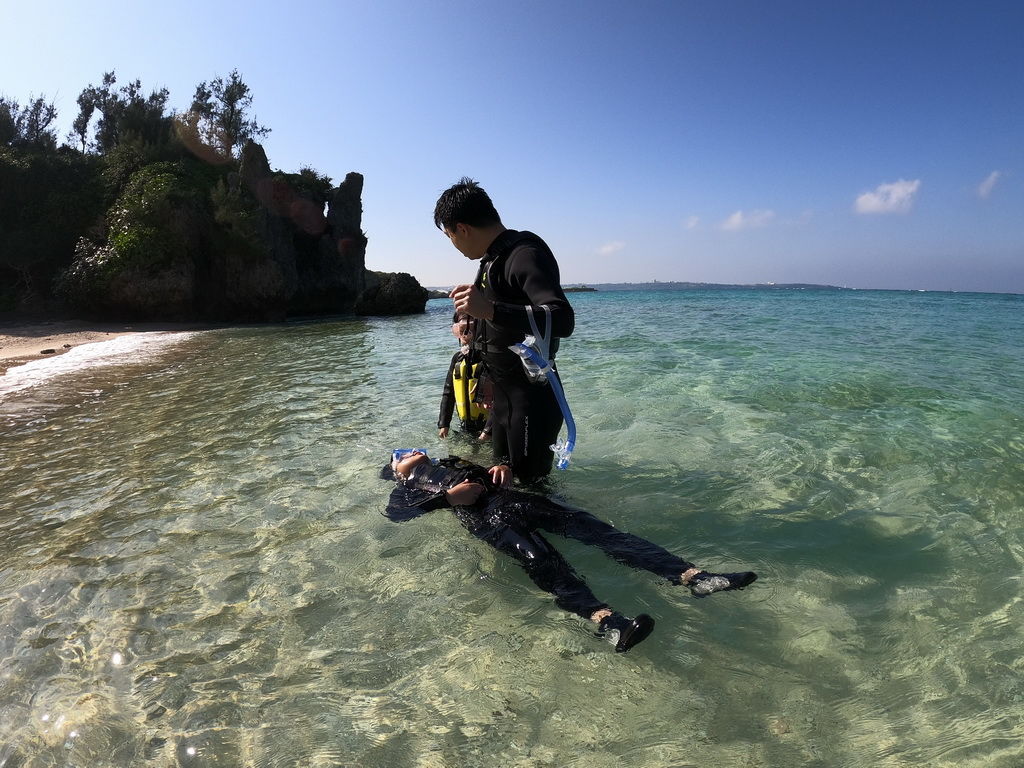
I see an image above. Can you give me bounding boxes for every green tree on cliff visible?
[0,95,59,151]
[0,92,103,308]
[71,72,172,154]
[0,99,13,146]
[187,69,270,159]
[2,68,365,319]
[0,147,103,307]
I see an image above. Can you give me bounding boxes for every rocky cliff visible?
[56,141,425,321]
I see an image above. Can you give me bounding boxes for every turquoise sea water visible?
[1,288,1023,767]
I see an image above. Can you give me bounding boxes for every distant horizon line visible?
[425,280,1023,297]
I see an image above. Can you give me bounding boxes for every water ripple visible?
[1,294,1023,766]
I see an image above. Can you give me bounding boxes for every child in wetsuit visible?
[382,450,758,653]
[437,313,492,440]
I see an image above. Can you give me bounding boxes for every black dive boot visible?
[687,571,758,597]
[598,612,655,653]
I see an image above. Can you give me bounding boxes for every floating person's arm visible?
[444,480,487,505]
[380,451,447,521]
[380,452,493,520]
[383,483,451,522]
[488,464,512,487]
[383,477,487,520]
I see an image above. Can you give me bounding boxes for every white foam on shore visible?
[0,332,196,399]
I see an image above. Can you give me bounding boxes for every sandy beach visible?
[0,319,207,376]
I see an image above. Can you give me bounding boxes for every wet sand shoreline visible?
[0,320,212,376]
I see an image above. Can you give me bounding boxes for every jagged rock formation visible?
[234,142,368,319]
[56,141,424,321]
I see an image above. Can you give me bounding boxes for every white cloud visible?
[596,240,625,256]
[977,170,1002,199]
[684,215,700,230]
[720,209,775,231]
[854,179,921,214]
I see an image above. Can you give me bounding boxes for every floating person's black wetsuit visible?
[381,453,758,653]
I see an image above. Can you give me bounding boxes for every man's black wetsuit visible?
[381,456,699,621]
[473,231,574,482]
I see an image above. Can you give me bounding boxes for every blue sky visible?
[6,1,1023,292]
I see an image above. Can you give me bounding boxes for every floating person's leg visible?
[680,567,758,596]
[590,608,656,653]
[535,502,757,597]
[540,502,694,578]
[470,519,654,652]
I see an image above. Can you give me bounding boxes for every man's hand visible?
[488,464,512,488]
[445,480,486,506]
[438,427,449,438]
[450,284,494,320]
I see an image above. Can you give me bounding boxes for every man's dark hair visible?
[434,177,502,231]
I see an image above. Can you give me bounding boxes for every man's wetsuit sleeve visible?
[491,245,574,338]
[437,351,459,429]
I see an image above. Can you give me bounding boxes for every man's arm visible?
[492,246,574,338]
[451,241,574,340]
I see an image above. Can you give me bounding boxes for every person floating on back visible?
[382,450,758,653]
[438,312,492,441]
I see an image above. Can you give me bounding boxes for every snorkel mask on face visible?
[382,449,430,482]
[392,449,428,464]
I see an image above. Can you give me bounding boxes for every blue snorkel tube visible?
[509,338,577,470]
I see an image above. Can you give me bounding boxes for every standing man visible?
[435,178,574,483]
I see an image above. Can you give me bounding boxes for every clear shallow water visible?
[1,288,1023,767]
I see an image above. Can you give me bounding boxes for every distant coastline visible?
[566,281,847,292]
[426,281,848,294]
[425,281,1022,297]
